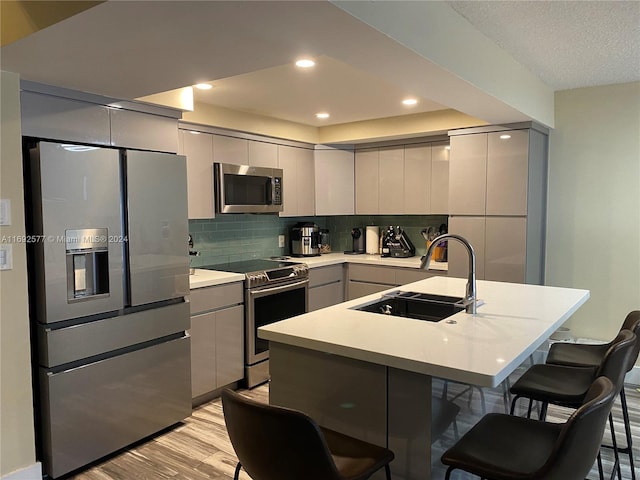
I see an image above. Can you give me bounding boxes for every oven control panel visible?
[246,263,309,289]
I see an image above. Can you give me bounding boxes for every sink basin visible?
[353,291,465,322]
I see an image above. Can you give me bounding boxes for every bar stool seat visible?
[441,377,617,480]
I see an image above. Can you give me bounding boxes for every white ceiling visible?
[1,1,638,129]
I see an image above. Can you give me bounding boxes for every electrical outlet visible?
[0,199,11,226]
[278,235,285,248]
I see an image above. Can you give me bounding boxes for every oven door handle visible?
[249,278,309,296]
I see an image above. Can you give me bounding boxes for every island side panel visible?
[269,342,388,478]
[388,368,432,480]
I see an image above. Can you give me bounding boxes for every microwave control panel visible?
[273,177,282,205]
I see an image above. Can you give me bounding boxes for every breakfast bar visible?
[259,276,590,480]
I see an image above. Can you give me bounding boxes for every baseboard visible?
[1,462,42,480]
[626,365,640,387]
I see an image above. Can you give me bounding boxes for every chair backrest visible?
[618,311,640,372]
[221,389,341,480]
[597,329,636,389]
[538,376,616,480]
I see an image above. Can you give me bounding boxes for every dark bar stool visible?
[509,330,636,480]
[441,376,617,480]
[221,389,395,480]
[546,311,640,480]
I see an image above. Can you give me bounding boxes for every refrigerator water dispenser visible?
[65,228,110,301]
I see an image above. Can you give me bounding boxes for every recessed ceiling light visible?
[402,98,418,106]
[194,83,213,90]
[445,146,451,150]
[500,134,511,139]
[295,59,315,68]
[189,131,201,135]
[315,112,330,119]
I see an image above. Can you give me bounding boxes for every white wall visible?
[546,82,640,341]
[0,71,38,477]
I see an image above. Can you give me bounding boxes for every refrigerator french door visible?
[26,141,191,479]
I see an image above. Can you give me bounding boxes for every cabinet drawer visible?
[309,265,344,288]
[348,281,390,301]
[348,264,395,284]
[309,281,344,311]
[395,268,439,285]
[189,282,243,315]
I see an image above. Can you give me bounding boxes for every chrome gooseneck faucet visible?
[420,234,477,315]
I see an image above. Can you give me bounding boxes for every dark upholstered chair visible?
[509,329,636,480]
[545,311,640,480]
[441,376,617,480]
[221,389,394,480]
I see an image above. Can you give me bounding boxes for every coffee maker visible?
[290,222,320,257]
[344,227,365,254]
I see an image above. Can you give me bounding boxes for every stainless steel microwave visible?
[214,162,283,213]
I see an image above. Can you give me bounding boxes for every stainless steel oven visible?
[203,259,308,388]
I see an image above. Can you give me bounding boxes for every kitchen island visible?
[259,276,589,480]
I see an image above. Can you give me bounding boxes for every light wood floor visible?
[71,381,639,480]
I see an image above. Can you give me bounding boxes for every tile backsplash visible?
[189,214,448,267]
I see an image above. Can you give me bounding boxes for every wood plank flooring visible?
[71,381,639,480]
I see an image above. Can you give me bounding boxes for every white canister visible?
[366,226,380,254]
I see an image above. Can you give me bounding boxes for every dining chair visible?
[441,376,617,480]
[221,388,395,480]
[545,311,640,480]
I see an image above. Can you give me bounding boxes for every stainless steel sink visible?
[353,290,465,322]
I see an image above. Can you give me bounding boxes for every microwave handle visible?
[266,178,273,205]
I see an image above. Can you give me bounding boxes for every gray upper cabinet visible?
[378,146,404,214]
[248,140,278,168]
[430,143,450,214]
[213,135,248,165]
[448,133,488,215]
[486,130,529,216]
[278,145,315,217]
[110,108,179,153]
[355,149,379,214]
[404,144,431,214]
[315,148,355,216]
[21,91,111,145]
[182,130,215,219]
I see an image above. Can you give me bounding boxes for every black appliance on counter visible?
[344,227,365,254]
[202,259,309,388]
[382,226,416,258]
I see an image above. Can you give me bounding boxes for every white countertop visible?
[259,276,589,387]
[188,269,244,289]
[189,252,446,289]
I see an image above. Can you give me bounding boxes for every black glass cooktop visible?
[201,259,299,274]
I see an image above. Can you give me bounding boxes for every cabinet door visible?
[213,135,248,165]
[248,140,278,168]
[215,305,244,387]
[430,143,450,214]
[21,91,111,145]
[485,217,527,283]
[296,148,316,216]
[486,130,529,216]
[309,282,344,312]
[183,131,215,219]
[110,108,178,153]
[449,134,487,215]
[378,146,404,214]
[278,145,315,217]
[355,149,379,214]
[190,311,216,398]
[404,144,431,214]
[314,148,355,215]
[447,216,486,280]
[348,281,390,301]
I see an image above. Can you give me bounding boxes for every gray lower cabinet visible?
[309,265,345,311]
[188,282,244,403]
[347,264,442,301]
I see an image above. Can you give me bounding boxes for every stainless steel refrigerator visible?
[25,141,192,478]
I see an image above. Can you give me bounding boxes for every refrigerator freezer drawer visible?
[39,301,189,368]
[38,335,191,479]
